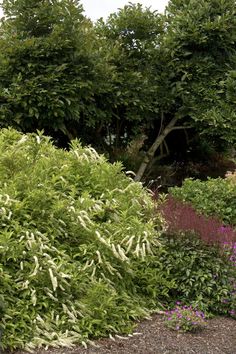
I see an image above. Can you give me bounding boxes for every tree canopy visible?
[0,0,106,142]
[0,0,235,179]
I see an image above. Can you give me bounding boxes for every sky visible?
[0,1,170,21]
[82,1,169,21]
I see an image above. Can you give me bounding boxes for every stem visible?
[134,115,179,182]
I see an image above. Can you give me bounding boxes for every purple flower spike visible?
[159,197,236,251]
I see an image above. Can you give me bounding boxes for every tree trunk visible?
[134,115,179,182]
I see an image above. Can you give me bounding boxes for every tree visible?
[0,0,103,142]
[94,4,164,158]
[0,1,235,178]
[135,0,236,180]
[94,1,236,179]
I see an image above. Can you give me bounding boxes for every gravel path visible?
[13,314,236,354]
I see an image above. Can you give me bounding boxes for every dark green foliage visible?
[156,233,236,315]
[0,0,236,174]
[170,178,236,225]
[0,0,104,141]
[94,4,164,156]
[164,0,236,144]
[132,227,236,317]
[164,0,236,141]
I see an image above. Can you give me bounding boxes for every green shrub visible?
[0,128,165,351]
[170,178,236,225]
[156,232,236,315]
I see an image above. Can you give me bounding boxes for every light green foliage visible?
[0,128,165,351]
[170,178,236,225]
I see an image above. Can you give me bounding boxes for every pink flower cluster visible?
[159,196,236,255]
[164,302,206,332]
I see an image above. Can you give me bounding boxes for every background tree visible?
[94,1,236,178]
[0,0,235,179]
[94,4,164,159]
[135,0,236,180]
[0,0,106,143]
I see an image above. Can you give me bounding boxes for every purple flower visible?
[222,299,229,304]
[220,226,228,233]
[159,197,236,252]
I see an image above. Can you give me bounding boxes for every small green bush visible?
[156,232,236,315]
[170,178,236,225]
[0,128,165,351]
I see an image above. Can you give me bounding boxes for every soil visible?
[12,314,236,354]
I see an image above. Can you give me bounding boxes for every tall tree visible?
[94,1,236,179]
[135,0,236,180]
[0,0,102,141]
[94,4,164,158]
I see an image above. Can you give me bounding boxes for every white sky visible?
[82,1,169,21]
[0,1,170,21]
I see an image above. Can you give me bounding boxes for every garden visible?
[0,129,235,353]
[0,0,235,353]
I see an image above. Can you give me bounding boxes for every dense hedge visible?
[170,177,236,226]
[0,129,165,351]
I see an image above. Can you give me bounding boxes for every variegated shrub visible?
[0,129,165,351]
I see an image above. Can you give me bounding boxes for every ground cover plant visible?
[164,303,206,332]
[0,128,166,351]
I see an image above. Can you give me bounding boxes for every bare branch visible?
[163,139,170,155]
[171,125,193,131]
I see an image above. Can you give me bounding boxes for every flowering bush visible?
[156,191,236,319]
[159,197,236,248]
[158,198,236,317]
[164,303,206,332]
[0,129,165,351]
